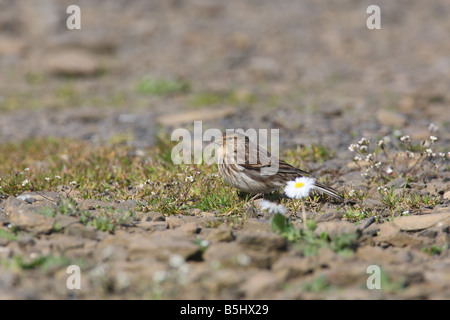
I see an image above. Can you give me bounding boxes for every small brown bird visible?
[216,132,343,202]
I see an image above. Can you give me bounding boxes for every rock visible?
[137,221,168,232]
[165,216,202,231]
[393,212,450,231]
[362,198,383,209]
[377,231,423,248]
[197,269,246,299]
[143,211,165,222]
[64,223,99,240]
[324,264,369,287]
[203,232,287,268]
[272,256,316,280]
[4,197,55,234]
[51,234,85,253]
[386,177,408,189]
[376,109,408,127]
[313,221,358,239]
[235,232,287,268]
[54,214,79,229]
[177,222,201,235]
[357,217,376,231]
[355,246,413,264]
[16,191,58,203]
[443,191,450,200]
[166,216,186,229]
[236,232,287,253]
[206,228,235,242]
[417,228,439,238]
[78,199,117,211]
[435,233,450,248]
[245,206,260,218]
[43,48,101,76]
[241,218,272,232]
[157,107,236,126]
[128,233,202,262]
[240,271,280,298]
[203,242,251,268]
[315,210,344,222]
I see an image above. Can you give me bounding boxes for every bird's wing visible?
[240,139,310,176]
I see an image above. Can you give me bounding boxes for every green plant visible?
[348,127,449,184]
[39,206,57,218]
[301,276,330,292]
[0,229,18,241]
[271,214,357,256]
[422,244,447,256]
[136,77,190,95]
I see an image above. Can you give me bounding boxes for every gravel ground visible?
[0,0,449,299]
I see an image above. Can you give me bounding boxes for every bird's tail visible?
[312,181,344,202]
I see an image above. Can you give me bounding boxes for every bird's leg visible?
[250,193,263,201]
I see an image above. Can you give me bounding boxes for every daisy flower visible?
[284,177,315,199]
[259,200,287,215]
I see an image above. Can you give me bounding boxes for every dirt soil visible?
[0,0,449,299]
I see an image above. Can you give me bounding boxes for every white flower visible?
[284,177,315,199]
[386,167,393,174]
[259,200,287,215]
[406,151,415,158]
[186,176,194,182]
[54,175,61,179]
[348,144,359,152]
[353,155,362,162]
[425,149,434,157]
[21,179,29,186]
[400,135,411,142]
[69,181,77,186]
[402,210,409,216]
[365,153,374,161]
[44,177,50,181]
[374,162,382,168]
[24,167,30,172]
[428,123,439,133]
[348,190,356,197]
[429,136,438,142]
[358,138,370,145]
[360,146,368,153]
[377,139,385,147]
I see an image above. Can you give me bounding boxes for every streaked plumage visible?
[216,132,343,202]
